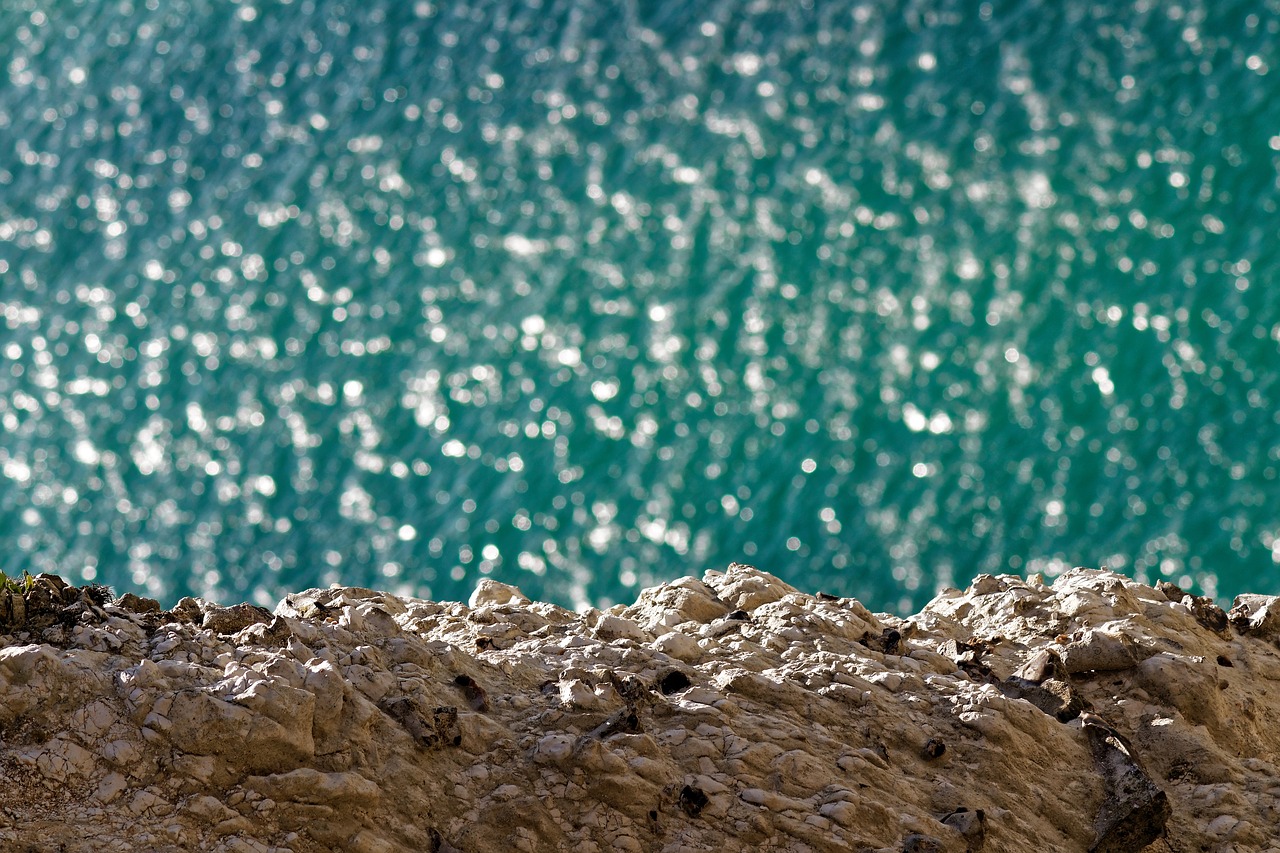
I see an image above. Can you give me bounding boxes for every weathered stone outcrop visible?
[0,565,1278,851]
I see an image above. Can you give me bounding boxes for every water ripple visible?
[1,0,1278,613]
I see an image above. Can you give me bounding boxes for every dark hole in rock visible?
[382,699,462,750]
[427,828,463,853]
[454,674,490,712]
[588,706,643,740]
[859,627,903,655]
[1216,655,1233,667]
[474,636,495,651]
[678,785,709,817]
[921,738,946,760]
[608,672,649,703]
[816,592,839,602]
[659,670,692,695]
[725,610,749,621]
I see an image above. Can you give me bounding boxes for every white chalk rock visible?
[594,614,651,643]
[653,631,703,663]
[704,562,798,611]
[469,579,531,608]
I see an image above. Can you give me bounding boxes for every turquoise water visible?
[1,0,1278,614]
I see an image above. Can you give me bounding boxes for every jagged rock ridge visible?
[1,565,1279,852]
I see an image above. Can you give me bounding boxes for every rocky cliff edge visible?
[1,565,1279,852]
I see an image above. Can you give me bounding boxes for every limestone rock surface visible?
[1,565,1279,852]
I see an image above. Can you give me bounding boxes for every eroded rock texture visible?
[1,565,1278,852]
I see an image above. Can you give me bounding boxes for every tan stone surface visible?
[0,565,1278,852]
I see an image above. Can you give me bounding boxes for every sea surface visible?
[2,0,1279,615]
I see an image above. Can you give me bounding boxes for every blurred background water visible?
[1,0,1278,614]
